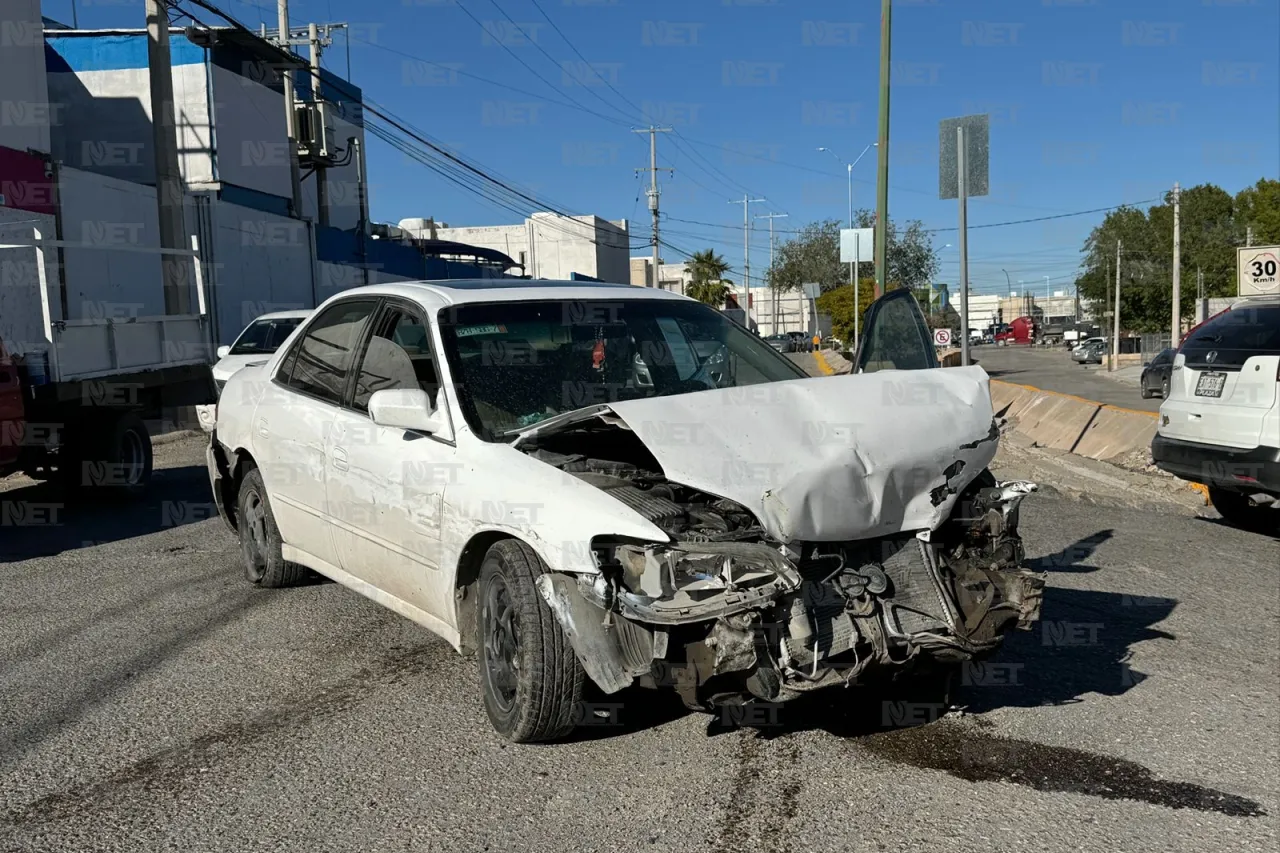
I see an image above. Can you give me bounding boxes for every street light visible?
[817,143,876,349]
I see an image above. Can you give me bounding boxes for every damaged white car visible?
[207,280,1044,742]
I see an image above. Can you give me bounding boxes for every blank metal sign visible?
[939,114,989,199]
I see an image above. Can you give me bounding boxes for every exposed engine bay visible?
[523,420,1046,710]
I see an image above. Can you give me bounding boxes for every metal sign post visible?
[957,127,970,367]
[840,227,874,351]
[940,114,989,368]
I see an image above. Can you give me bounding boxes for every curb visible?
[812,350,835,376]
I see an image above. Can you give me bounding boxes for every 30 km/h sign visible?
[933,328,953,347]
[1238,246,1280,296]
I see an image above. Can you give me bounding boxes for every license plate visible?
[1195,371,1226,398]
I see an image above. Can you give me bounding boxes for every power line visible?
[923,200,1160,234]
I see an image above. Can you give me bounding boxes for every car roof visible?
[252,309,314,321]
[319,278,692,308]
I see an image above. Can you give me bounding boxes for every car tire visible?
[1209,488,1276,535]
[1161,377,1170,398]
[1140,379,1153,399]
[478,539,585,743]
[236,466,307,588]
[58,411,153,497]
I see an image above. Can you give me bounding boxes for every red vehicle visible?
[994,316,1035,345]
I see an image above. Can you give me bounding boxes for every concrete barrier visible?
[1073,405,1158,463]
[989,380,1041,423]
[1011,392,1102,452]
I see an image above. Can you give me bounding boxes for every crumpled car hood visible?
[520,366,998,543]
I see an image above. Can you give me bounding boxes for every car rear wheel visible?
[1160,377,1170,398]
[478,539,584,743]
[1209,487,1277,535]
[236,467,307,587]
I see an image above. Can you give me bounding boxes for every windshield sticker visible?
[456,324,507,338]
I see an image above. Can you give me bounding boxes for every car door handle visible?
[331,447,349,471]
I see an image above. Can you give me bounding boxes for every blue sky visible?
[66,0,1279,294]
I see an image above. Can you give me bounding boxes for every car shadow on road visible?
[0,465,216,563]
[1025,529,1114,572]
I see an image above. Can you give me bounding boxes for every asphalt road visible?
[1,436,1277,853]
[971,345,1160,412]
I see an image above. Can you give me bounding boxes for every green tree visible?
[816,277,878,346]
[1236,178,1280,245]
[766,213,940,297]
[685,249,731,305]
[1075,181,1277,332]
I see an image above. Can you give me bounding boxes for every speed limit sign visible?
[933,328,953,346]
[1238,246,1280,296]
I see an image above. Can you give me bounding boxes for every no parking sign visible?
[933,328,953,347]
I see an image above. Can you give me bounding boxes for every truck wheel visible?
[236,466,307,587]
[59,411,153,497]
[1209,488,1276,535]
[478,539,584,743]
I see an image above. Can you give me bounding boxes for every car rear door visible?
[854,288,937,373]
[254,298,379,568]
[1162,303,1280,449]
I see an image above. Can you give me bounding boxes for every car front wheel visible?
[1209,487,1277,535]
[478,540,584,743]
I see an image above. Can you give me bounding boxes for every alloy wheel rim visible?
[481,574,520,713]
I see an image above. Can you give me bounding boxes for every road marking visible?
[812,350,835,376]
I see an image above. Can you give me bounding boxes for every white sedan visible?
[206,280,1043,742]
[195,310,311,432]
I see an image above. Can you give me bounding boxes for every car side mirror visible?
[1142,361,1150,367]
[216,345,231,359]
[368,388,453,440]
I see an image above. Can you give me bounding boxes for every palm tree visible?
[685,249,731,306]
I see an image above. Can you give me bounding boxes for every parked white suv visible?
[207,280,1043,741]
[1153,296,1280,533]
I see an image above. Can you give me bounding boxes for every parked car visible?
[1071,336,1107,355]
[1072,340,1106,365]
[207,281,1044,742]
[1152,295,1280,533]
[786,331,812,352]
[196,311,313,432]
[213,310,313,393]
[765,333,796,353]
[1139,348,1176,399]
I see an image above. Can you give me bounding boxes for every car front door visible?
[326,301,457,629]
[854,288,938,373]
[253,298,379,570]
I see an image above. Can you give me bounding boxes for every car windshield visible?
[229,317,305,355]
[437,298,807,442]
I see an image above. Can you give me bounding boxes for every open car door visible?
[853,287,938,373]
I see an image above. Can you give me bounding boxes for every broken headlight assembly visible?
[587,539,802,625]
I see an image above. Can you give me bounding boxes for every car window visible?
[1180,304,1280,370]
[856,289,936,373]
[281,300,378,404]
[351,308,441,412]
[229,317,306,355]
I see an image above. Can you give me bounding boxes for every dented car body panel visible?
[209,279,1044,725]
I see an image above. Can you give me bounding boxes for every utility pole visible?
[308,22,328,227]
[1197,266,1204,300]
[1110,239,1122,372]
[276,0,303,218]
[873,0,892,298]
[633,127,673,286]
[729,195,766,317]
[1247,226,1253,247]
[144,0,190,315]
[956,125,970,366]
[1171,182,1181,348]
[756,212,789,333]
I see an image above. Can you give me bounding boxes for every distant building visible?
[406,213,630,283]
